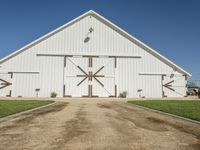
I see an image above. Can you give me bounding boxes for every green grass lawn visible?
[128,100,200,122]
[0,100,54,118]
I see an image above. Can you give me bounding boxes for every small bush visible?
[50,92,57,98]
[119,91,128,98]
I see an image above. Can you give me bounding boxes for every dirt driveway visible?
[0,99,200,150]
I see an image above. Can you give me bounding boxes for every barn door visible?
[64,56,116,97]
[64,57,89,97]
[162,75,186,97]
[92,57,116,97]
[0,73,12,97]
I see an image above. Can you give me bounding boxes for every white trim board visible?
[139,73,185,76]
[37,53,142,58]
[0,71,39,74]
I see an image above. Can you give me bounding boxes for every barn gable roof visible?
[0,10,191,76]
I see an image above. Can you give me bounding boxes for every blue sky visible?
[0,0,199,84]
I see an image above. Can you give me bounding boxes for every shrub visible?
[50,92,57,98]
[119,91,128,98]
[198,89,200,99]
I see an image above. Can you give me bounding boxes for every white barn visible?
[0,10,191,98]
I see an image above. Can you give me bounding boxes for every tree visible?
[198,89,200,99]
[187,81,197,88]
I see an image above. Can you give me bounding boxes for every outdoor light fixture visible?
[170,73,174,78]
[89,27,94,33]
[137,89,142,98]
[84,27,94,43]
[84,37,90,43]
[170,69,176,78]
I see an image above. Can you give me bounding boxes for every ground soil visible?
[0,99,200,150]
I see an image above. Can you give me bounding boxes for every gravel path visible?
[0,100,199,150]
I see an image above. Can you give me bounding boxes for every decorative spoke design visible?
[0,79,12,89]
[77,77,88,86]
[93,76,104,87]
[93,66,104,76]
[76,65,104,87]
[77,66,88,75]
[163,80,175,91]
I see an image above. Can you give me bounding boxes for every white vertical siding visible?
[140,75,162,98]
[38,56,64,97]
[117,58,142,97]
[1,15,176,74]
[12,73,39,97]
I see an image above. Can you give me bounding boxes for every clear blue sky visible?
[0,0,199,84]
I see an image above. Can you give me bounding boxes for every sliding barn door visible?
[64,56,116,97]
[0,73,12,97]
[92,57,116,97]
[162,75,186,97]
[64,57,89,97]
